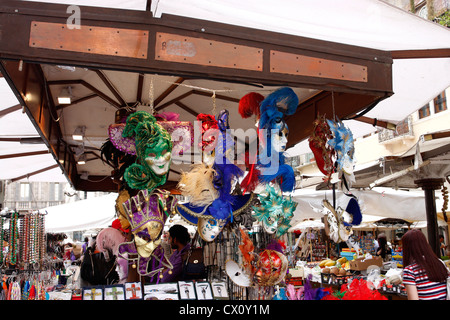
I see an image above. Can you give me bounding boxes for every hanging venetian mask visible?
[198,114,219,150]
[144,147,172,176]
[133,222,164,258]
[197,217,228,242]
[118,189,177,277]
[257,88,298,193]
[225,260,252,287]
[252,185,297,238]
[322,199,353,243]
[121,189,176,255]
[271,126,289,153]
[326,119,355,176]
[122,111,173,191]
[308,115,335,180]
[255,249,288,286]
[177,163,219,207]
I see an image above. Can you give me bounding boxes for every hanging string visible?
[212,91,217,115]
[157,78,272,96]
[149,75,155,115]
[331,91,336,121]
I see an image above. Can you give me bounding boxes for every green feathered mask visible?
[253,185,297,238]
[122,111,173,191]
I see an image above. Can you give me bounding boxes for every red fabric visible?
[321,287,340,300]
[240,150,261,194]
[341,278,387,300]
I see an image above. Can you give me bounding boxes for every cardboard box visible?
[349,256,383,271]
[289,268,304,278]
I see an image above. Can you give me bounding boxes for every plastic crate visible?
[340,251,355,261]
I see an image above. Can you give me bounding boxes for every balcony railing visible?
[3,200,64,211]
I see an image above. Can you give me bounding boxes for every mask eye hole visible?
[148,153,156,157]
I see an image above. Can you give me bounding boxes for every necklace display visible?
[18,212,46,267]
[20,213,29,266]
[1,211,46,270]
[0,211,51,301]
[7,212,19,266]
[38,214,45,265]
[0,216,4,265]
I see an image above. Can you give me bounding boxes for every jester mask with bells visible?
[252,185,297,238]
[118,189,177,277]
[122,111,173,191]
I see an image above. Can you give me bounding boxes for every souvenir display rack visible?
[202,226,278,300]
[0,210,67,300]
[309,231,328,262]
[357,234,376,255]
[0,210,47,270]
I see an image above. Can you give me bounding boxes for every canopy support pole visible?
[415,178,444,257]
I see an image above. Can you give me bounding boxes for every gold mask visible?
[132,221,163,258]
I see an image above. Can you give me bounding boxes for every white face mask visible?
[342,156,355,175]
[225,260,251,287]
[262,218,278,235]
[271,128,288,153]
[198,218,227,242]
[145,150,172,175]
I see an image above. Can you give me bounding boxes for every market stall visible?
[1,0,450,301]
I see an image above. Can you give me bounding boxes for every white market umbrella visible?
[289,219,324,232]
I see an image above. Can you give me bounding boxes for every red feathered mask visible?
[197,113,219,151]
[238,92,264,119]
[308,115,335,180]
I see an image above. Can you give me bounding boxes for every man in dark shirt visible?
[160,225,191,282]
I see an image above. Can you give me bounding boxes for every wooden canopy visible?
[0,0,393,192]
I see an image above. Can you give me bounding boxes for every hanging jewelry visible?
[39,213,45,265]
[28,213,35,264]
[0,216,4,266]
[442,185,448,222]
[32,213,39,264]
[21,213,30,266]
[7,211,19,266]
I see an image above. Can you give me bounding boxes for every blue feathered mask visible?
[257,87,298,192]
